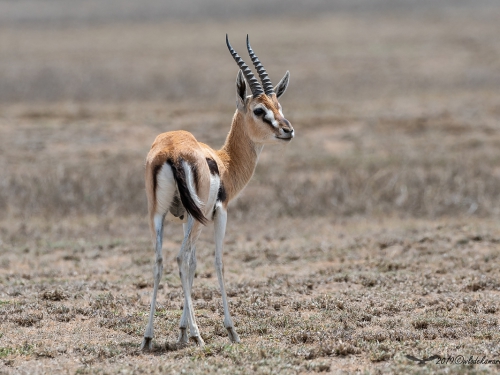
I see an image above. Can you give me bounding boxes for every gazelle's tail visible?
[168,158,207,225]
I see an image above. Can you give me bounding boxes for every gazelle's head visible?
[227,35,294,145]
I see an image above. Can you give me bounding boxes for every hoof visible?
[227,327,240,343]
[141,337,153,352]
[177,327,189,344]
[190,335,205,346]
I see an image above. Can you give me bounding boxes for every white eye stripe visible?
[255,104,278,128]
[264,110,278,128]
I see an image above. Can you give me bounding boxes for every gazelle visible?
[141,35,294,350]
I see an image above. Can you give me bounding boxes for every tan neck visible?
[216,111,263,202]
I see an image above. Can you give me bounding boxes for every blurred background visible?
[1,0,500,225]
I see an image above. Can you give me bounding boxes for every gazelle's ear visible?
[236,70,247,111]
[274,71,290,98]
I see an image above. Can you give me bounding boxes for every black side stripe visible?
[217,182,227,203]
[168,158,207,225]
[206,158,219,175]
[206,158,226,202]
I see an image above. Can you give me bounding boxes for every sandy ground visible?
[1,216,500,374]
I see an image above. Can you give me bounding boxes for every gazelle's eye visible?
[253,108,265,116]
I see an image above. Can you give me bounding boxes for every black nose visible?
[282,127,293,134]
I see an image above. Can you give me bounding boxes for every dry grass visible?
[1,217,500,374]
[2,96,500,220]
[1,3,500,221]
[1,1,500,374]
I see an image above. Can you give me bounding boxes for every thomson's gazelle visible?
[141,35,294,350]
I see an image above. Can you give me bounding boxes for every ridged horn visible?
[246,34,274,96]
[226,34,264,97]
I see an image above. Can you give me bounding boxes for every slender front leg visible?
[177,216,204,345]
[141,214,165,351]
[214,204,240,343]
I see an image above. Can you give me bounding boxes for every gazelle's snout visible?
[277,118,294,141]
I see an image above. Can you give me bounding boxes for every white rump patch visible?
[156,163,187,224]
[156,163,176,215]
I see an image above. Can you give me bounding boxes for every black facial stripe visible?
[206,158,219,176]
[261,116,275,128]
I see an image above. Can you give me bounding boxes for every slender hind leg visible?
[177,215,204,345]
[178,221,189,343]
[141,214,165,351]
[177,222,193,343]
[177,243,199,344]
[214,204,240,343]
